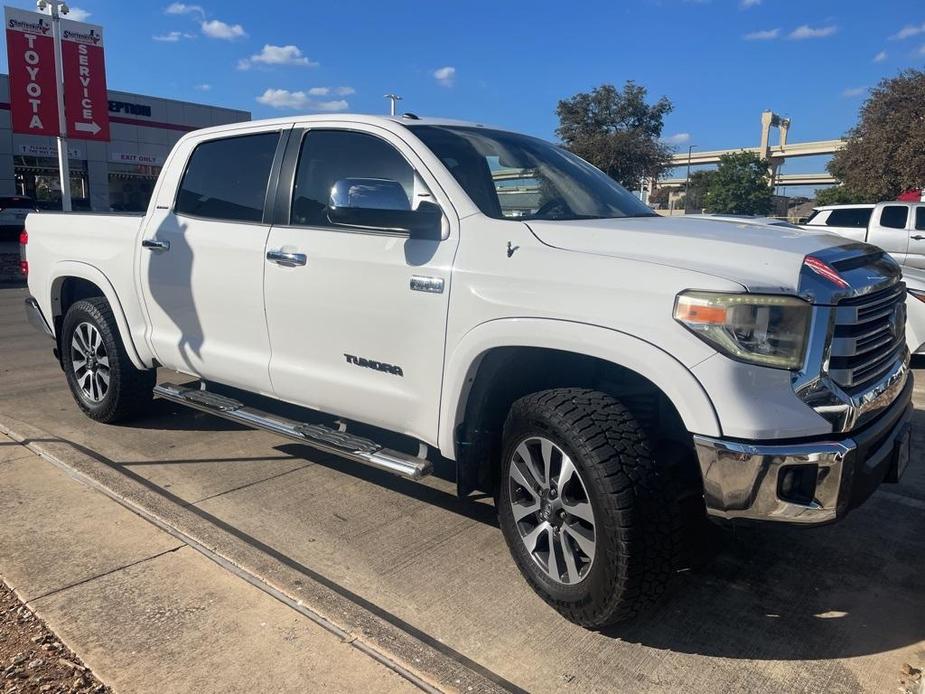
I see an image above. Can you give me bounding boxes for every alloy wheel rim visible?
[71,322,110,403]
[508,436,596,585]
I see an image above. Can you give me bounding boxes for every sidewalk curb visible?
[0,415,519,694]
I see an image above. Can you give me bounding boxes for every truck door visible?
[866,204,910,266]
[262,126,458,443]
[139,127,288,394]
[905,206,925,270]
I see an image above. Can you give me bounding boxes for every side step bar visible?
[153,382,432,481]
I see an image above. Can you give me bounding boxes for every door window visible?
[175,132,280,222]
[916,207,925,231]
[825,208,872,228]
[879,205,909,230]
[290,130,415,227]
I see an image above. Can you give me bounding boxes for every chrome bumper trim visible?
[693,436,853,524]
[24,297,53,338]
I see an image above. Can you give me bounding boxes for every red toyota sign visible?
[4,7,59,136]
[60,17,109,141]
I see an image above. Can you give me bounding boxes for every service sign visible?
[60,17,110,141]
[4,7,59,136]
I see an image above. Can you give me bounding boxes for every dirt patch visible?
[1,581,109,694]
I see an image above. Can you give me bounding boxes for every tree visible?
[702,151,772,215]
[681,170,715,212]
[555,82,674,190]
[814,185,875,206]
[827,69,925,201]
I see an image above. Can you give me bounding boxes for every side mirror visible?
[327,178,443,240]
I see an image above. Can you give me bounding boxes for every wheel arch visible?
[48,262,147,370]
[439,319,720,496]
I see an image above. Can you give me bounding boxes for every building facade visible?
[0,74,250,211]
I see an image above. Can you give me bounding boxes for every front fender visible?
[438,318,721,458]
[47,261,150,370]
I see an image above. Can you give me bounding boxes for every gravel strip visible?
[1,581,109,694]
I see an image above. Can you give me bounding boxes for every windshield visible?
[409,125,657,222]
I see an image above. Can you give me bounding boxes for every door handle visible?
[142,239,170,251]
[912,234,925,241]
[266,249,307,266]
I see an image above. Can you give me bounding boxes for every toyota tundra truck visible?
[21,115,914,627]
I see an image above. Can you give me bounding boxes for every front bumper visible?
[693,375,913,524]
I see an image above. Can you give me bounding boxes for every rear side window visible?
[176,132,280,223]
[826,208,872,228]
[915,207,925,231]
[880,205,908,230]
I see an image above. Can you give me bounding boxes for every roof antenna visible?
[384,94,402,116]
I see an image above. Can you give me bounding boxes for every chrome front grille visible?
[828,283,907,391]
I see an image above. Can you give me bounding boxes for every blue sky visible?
[4,0,924,188]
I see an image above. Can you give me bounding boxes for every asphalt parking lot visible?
[0,283,923,693]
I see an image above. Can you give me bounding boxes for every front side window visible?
[409,125,655,221]
[880,205,909,230]
[175,132,280,223]
[291,130,415,227]
[915,207,925,231]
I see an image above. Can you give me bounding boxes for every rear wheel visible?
[498,388,681,627]
[61,297,155,423]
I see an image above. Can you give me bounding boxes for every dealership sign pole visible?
[4,2,109,211]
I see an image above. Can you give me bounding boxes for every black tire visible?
[498,388,681,627]
[61,297,155,423]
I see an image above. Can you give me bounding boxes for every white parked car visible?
[801,202,925,269]
[686,213,803,229]
[901,267,925,355]
[20,115,913,627]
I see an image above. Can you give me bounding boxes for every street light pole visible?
[384,94,402,116]
[684,144,696,215]
[38,0,72,211]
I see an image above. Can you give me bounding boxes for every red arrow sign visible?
[60,17,110,141]
[4,7,59,136]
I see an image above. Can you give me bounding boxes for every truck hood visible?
[525,215,857,293]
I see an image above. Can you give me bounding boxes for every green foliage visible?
[827,69,925,200]
[814,186,875,206]
[702,151,772,215]
[555,82,674,190]
[682,170,715,212]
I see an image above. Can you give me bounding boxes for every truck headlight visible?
[674,291,811,370]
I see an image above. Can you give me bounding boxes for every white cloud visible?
[842,87,866,97]
[788,24,837,40]
[664,133,691,145]
[39,5,91,21]
[237,44,317,70]
[165,3,204,16]
[740,0,761,7]
[873,50,888,62]
[153,31,196,42]
[306,86,355,97]
[256,88,349,112]
[744,28,780,40]
[433,66,456,87]
[920,44,925,55]
[194,83,211,91]
[890,23,925,40]
[201,19,246,40]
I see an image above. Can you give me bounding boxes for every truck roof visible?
[184,113,496,139]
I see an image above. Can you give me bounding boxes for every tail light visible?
[19,228,27,277]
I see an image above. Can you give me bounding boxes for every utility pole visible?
[38,0,72,211]
[384,94,402,116]
[684,144,696,214]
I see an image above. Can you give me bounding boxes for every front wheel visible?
[61,297,155,423]
[498,388,681,627]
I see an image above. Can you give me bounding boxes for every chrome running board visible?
[153,382,432,480]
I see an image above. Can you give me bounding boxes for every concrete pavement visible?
[0,284,923,693]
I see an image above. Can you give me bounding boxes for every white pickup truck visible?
[22,115,913,627]
[801,201,925,269]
